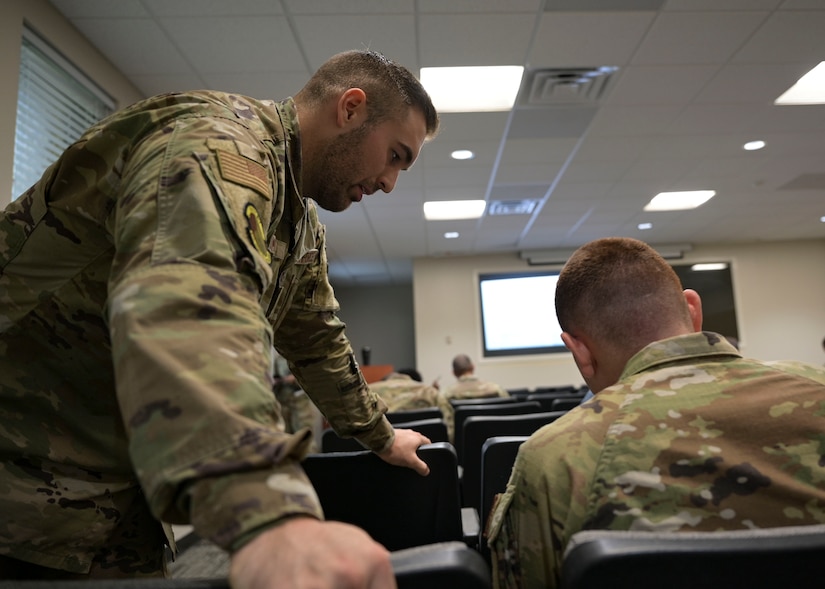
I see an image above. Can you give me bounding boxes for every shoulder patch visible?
[244,203,272,264]
[217,150,272,200]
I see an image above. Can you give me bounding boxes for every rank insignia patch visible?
[244,203,272,264]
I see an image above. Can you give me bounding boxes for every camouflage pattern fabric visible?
[487,331,825,589]
[443,375,510,400]
[0,91,392,576]
[273,351,323,453]
[370,373,455,442]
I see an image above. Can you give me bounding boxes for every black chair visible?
[321,426,365,452]
[460,411,566,512]
[526,391,584,412]
[453,401,542,464]
[302,442,475,551]
[550,397,583,412]
[0,542,492,589]
[561,524,825,589]
[533,384,579,395]
[394,417,450,443]
[321,417,450,453]
[478,435,529,563]
[386,407,443,423]
[506,387,532,399]
[393,541,492,589]
[449,396,519,408]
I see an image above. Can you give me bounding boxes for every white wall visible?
[0,0,142,208]
[414,239,825,391]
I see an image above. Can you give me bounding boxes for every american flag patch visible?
[217,150,272,200]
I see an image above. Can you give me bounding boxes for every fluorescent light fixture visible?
[451,149,475,160]
[691,263,728,271]
[423,200,486,220]
[775,61,825,105]
[644,190,716,211]
[743,140,765,151]
[420,66,524,113]
[638,222,653,230]
[444,231,460,239]
[820,216,825,223]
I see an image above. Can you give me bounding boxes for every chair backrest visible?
[460,411,566,511]
[561,525,825,589]
[525,391,584,411]
[302,442,464,551]
[478,437,529,525]
[320,427,364,452]
[454,401,542,463]
[321,417,450,453]
[386,407,443,423]
[478,435,529,563]
[506,387,532,399]
[0,543,492,589]
[392,541,492,589]
[394,417,449,443]
[449,396,519,408]
[533,384,579,395]
[550,397,582,412]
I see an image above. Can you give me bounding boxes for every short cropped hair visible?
[298,50,439,139]
[555,237,692,353]
[452,354,473,375]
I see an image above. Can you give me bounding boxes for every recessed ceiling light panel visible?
[423,200,486,220]
[775,61,825,105]
[691,263,729,271]
[643,190,716,212]
[420,66,524,113]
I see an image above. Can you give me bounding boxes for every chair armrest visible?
[461,506,480,548]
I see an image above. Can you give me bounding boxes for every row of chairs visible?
[0,541,492,589]
[13,523,823,589]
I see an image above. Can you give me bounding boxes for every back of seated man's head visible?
[451,354,474,377]
[555,237,694,360]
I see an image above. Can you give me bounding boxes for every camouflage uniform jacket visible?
[370,373,455,441]
[443,374,509,400]
[0,91,392,575]
[487,331,825,589]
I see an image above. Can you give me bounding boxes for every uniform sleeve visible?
[272,205,394,452]
[107,114,323,552]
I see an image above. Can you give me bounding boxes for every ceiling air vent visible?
[519,66,618,107]
[488,199,539,216]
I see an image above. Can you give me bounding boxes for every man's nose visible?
[378,168,399,193]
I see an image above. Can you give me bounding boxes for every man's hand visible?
[377,427,431,476]
[229,517,396,589]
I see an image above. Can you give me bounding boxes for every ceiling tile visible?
[631,11,767,65]
[529,12,656,67]
[294,15,418,70]
[161,16,303,73]
[418,14,536,66]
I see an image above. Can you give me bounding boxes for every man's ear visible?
[561,331,595,381]
[683,289,704,332]
[336,88,367,129]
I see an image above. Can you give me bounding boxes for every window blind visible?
[12,27,114,200]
